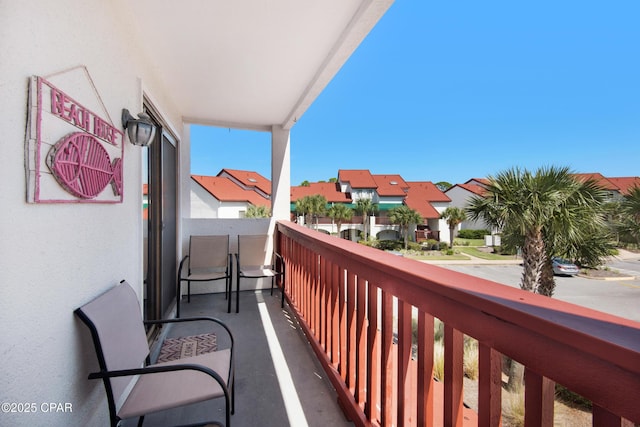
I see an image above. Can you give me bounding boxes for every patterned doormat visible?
[156,333,217,363]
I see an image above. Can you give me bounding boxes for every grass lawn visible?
[453,238,485,247]
[457,246,519,261]
[406,252,471,261]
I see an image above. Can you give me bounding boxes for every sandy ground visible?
[463,376,592,427]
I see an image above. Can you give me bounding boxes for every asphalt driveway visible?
[432,257,640,323]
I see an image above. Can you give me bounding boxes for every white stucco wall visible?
[181,218,276,294]
[190,180,270,219]
[445,186,491,231]
[190,182,222,218]
[0,1,181,425]
[218,203,248,218]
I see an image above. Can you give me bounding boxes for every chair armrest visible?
[273,251,286,274]
[144,317,234,349]
[88,363,230,396]
[177,255,190,279]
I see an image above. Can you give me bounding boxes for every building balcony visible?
[123,288,350,427]
[136,221,639,426]
[274,221,639,426]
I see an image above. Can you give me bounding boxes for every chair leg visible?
[187,281,191,303]
[228,275,234,313]
[235,275,240,313]
[176,280,181,318]
[231,376,235,414]
[270,276,274,295]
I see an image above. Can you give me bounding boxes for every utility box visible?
[484,234,501,247]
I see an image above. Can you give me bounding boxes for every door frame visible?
[143,100,179,323]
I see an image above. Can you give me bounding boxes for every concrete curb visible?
[577,273,636,281]
[422,258,637,281]
[420,258,523,266]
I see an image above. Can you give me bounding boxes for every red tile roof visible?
[338,169,377,189]
[217,168,271,195]
[372,174,409,197]
[464,178,489,186]
[446,183,487,197]
[192,175,270,206]
[572,173,619,191]
[405,181,450,219]
[290,182,351,203]
[607,176,640,195]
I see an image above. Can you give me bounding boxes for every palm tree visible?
[295,195,328,228]
[245,204,271,218]
[355,197,378,241]
[466,166,610,297]
[327,204,353,238]
[295,198,310,226]
[388,205,423,249]
[466,165,610,391]
[309,194,327,229]
[440,207,467,248]
[618,186,640,246]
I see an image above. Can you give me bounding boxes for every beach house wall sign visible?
[25,68,124,203]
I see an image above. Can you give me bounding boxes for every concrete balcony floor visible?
[123,289,352,427]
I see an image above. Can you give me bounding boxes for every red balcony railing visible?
[275,221,640,427]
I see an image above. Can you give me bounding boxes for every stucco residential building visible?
[0,1,394,425]
[292,170,452,243]
[4,3,637,426]
[191,174,271,218]
[444,180,492,231]
[575,173,640,202]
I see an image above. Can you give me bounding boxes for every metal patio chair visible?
[75,280,235,427]
[233,234,285,313]
[177,235,232,318]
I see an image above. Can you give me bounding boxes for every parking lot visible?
[434,256,640,323]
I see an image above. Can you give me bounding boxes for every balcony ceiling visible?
[116,0,393,131]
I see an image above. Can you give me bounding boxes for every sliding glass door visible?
[143,108,177,323]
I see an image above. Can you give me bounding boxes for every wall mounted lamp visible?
[122,109,157,147]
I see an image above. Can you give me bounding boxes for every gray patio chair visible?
[177,235,232,318]
[75,280,235,427]
[233,234,285,313]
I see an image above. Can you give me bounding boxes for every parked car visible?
[551,257,580,276]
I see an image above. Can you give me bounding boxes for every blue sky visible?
[191,1,639,186]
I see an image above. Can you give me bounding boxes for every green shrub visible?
[555,384,592,410]
[444,249,455,255]
[457,229,490,239]
[438,242,449,251]
[375,239,402,251]
[407,241,422,251]
[421,239,442,250]
[493,245,517,255]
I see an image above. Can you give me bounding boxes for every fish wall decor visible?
[47,132,123,199]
